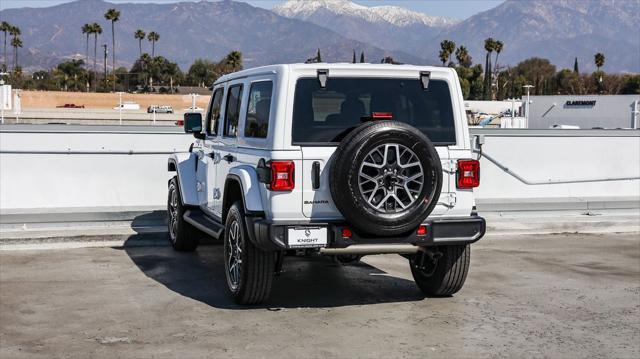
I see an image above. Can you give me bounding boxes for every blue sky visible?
[0,0,503,19]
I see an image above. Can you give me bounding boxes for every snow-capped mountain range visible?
[1,0,638,73]
[274,0,458,27]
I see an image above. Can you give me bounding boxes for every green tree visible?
[134,29,146,57]
[224,50,243,72]
[360,51,365,63]
[104,8,121,91]
[1,21,11,71]
[11,36,22,70]
[594,52,605,71]
[316,48,322,62]
[439,40,456,66]
[56,59,88,91]
[186,58,217,87]
[81,24,92,68]
[483,37,496,99]
[573,57,579,74]
[493,40,503,69]
[147,31,159,57]
[352,49,356,63]
[89,23,103,91]
[455,45,472,67]
[512,57,556,95]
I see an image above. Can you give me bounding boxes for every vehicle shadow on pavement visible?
[121,235,425,309]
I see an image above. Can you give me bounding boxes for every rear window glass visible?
[292,78,456,145]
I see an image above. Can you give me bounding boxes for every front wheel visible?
[224,201,275,305]
[167,177,199,252]
[410,245,470,296]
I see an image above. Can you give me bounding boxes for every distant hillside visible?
[274,0,457,62]
[431,0,640,73]
[0,0,423,71]
[275,0,640,73]
[1,0,638,73]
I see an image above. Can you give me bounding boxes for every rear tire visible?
[167,177,199,252]
[410,245,470,296]
[224,201,275,305]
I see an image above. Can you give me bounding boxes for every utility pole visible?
[102,44,108,91]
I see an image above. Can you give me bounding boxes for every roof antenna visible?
[317,69,329,88]
[420,71,430,90]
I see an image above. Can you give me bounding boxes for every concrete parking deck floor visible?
[1,233,639,358]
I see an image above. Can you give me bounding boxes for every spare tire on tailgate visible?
[329,121,442,236]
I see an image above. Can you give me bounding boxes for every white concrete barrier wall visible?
[1,125,639,222]
[470,129,640,211]
[0,126,193,218]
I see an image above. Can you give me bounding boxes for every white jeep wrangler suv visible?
[168,63,485,304]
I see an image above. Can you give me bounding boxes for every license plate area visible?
[287,227,328,248]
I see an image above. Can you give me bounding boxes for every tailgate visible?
[300,147,453,220]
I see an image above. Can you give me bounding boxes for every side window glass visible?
[224,84,243,137]
[245,81,273,139]
[207,88,224,135]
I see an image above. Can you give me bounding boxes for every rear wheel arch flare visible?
[222,176,244,223]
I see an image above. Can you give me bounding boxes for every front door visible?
[200,87,225,218]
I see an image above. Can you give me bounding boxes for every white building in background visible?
[527,95,640,129]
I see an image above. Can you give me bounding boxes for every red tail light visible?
[341,228,353,239]
[416,225,428,236]
[270,161,295,191]
[457,159,480,188]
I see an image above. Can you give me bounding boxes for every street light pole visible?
[523,85,534,128]
[102,44,108,91]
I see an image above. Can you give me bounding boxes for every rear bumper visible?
[245,215,486,252]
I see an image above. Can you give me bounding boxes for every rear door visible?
[293,76,457,220]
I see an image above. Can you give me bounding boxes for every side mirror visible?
[183,112,204,139]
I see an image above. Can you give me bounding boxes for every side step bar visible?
[183,210,224,239]
[320,244,420,255]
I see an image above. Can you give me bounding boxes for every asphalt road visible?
[1,233,638,358]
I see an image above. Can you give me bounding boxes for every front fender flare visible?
[168,152,199,206]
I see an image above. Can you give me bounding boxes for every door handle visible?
[223,154,235,163]
[209,152,221,163]
[312,161,320,190]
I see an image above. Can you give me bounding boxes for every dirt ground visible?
[18,90,210,110]
[1,233,639,358]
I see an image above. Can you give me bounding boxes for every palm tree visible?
[90,23,103,91]
[225,50,242,72]
[134,29,146,57]
[493,40,503,69]
[11,37,22,70]
[147,31,159,57]
[439,40,456,66]
[455,45,471,67]
[8,26,21,71]
[1,21,10,71]
[104,8,121,91]
[594,53,605,71]
[82,24,91,67]
[483,37,496,100]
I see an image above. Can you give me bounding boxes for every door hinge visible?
[196,181,204,192]
[441,160,457,174]
[213,188,221,200]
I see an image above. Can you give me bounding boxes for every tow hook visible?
[415,248,443,275]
